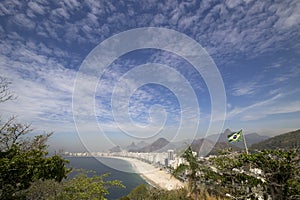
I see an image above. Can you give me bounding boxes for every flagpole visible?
[241,129,249,155]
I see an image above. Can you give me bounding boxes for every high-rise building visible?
[167,149,174,161]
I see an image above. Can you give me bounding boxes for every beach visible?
[112,156,185,191]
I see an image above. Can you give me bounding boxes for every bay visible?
[66,157,147,200]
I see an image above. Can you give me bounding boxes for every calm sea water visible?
[66,157,147,200]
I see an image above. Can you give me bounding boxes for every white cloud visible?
[240,101,300,121]
[273,66,300,83]
[0,0,299,148]
[228,93,282,118]
[264,101,300,115]
[51,8,70,20]
[273,0,300,29]
[228,90,300,121]
[10,13,36,30]
[182,0,300,63]
[62,0,80,10]
[225,0,243,9]
[0,39,78,135]
[231,81,258,96]
[2,0,298,66]
[28,2,46,15]
[0,0,23,16]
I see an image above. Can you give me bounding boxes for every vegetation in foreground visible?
[120,184,223,200]
[0,117,124,200]
[23,172,124,200]
[121,145,300,200]
[172,147,300,200]
[0,77,124,199]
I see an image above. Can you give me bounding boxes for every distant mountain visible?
[136,141,148,148]
[126,141,149,152]
[207,128,269,149]
[208,142,242,155]
[126,142,139,152]
[190,137,241,156]
[206,128,232,143]
[242,133,270,147]
[168,139,192,153]
[109,145,122,153]
[137,138,169,152]
[250,129,300,150]
[191,138,214,156]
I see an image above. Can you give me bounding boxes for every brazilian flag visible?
[227,129,242,142]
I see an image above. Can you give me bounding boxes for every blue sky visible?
[0,0,299,152]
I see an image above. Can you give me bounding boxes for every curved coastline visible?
[104,156,185,191]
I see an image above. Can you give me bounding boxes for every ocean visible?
[66,157,147,200]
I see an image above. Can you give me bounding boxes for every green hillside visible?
[250,129,300,150]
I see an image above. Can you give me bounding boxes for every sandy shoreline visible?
[111,156,185,191]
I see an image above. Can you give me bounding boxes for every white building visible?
[168,149,174,161]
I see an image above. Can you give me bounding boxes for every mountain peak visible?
[224,128,233,135]
[136,138,169,152]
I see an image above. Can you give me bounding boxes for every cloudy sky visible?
[0,0,299,152]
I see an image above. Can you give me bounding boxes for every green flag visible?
[228,129,242,142]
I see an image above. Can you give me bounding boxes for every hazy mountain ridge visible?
[132,138,170,152]
[119,129,299,154]
[109,145,122,153]
[250,129,300,150]
[207,128,270,149]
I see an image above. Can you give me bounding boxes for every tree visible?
[208,150,261,199]
[209,149,300,199]
[173,146,200,200]
[20,179,62,200]
[241,149,300,200]
[23,171,125,200]
[124,184,191,200]
[0,76,70,199]
[127,184,149,200]
[0,127,71,199]
[61,172,124,200]
[0,77,15,103]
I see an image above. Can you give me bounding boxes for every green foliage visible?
[23,172,125,200]
[241,149,300,199]
[127,184,149,200]
[60,172,124,200]
[207,149,300,199]
[171,148,300,199]
[0,126,123,200]
[124,184,192,200]
[168,140,300,199]
[173,164,189,180]
[21,179,62,200]
[173,146,201,200]
[0,134,70,199]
